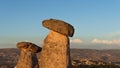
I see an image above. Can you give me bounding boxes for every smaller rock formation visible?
[15,42,42,68]
[39,19,74,68]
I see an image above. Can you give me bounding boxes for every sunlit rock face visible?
[42,19,74,37]
[15,42,42,68]
[39,19,74,68]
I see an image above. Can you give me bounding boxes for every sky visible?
[0,0,120,49]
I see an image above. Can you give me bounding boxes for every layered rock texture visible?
[39,19,74,68]
[15,42,42,68]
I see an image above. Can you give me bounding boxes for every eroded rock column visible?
[15,42,42,68]
[39,19,74,68]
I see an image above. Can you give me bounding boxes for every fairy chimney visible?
[15,42,42,68]
[39,19,74,68]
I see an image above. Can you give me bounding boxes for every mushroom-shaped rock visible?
[17,42,42,53]
[42,19,74,37]
[15,42,42,68]
[39,19,74,68]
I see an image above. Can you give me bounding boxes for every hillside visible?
[71,49,120,62]
[0,48,120,68]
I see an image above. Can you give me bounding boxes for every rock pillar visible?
[15,42,42,68]
[39,19,74,68]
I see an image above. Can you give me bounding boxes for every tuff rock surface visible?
[15,42,42,68]
[39,19,74,68]
[42,19,74,37]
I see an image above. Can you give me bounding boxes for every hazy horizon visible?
[1,43,120,50]
[0,0,120,49]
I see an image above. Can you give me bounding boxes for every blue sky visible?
[0,0,120,49]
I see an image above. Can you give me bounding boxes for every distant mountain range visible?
[0,48,120,67]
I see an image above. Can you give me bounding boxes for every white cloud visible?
[109,32,120,36]
[24,40,30,42]
[105,32,120,38]
[91,38,120,45]
[70,39,83,43]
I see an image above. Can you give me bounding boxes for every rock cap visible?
[42,19,74,37]
[17,41,42,53]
